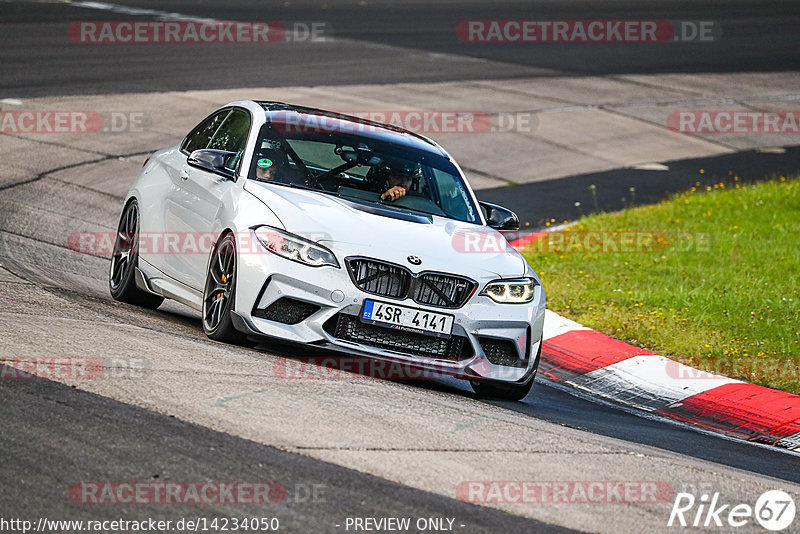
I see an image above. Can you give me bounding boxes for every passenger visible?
[252,145,289,183]
[255,157,277,181]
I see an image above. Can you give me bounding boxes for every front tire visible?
[202,232,246,344]
[109,200,164,309]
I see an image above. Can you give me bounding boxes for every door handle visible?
[179,170,189,180]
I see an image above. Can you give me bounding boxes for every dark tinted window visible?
[253,128,480,224]
[183,110,229,153]
[208,110,251,170]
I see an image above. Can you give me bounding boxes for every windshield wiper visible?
[376,200,442,218]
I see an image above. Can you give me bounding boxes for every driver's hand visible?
[380,186,407,202]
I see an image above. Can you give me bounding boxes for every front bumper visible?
[234,243,545,384]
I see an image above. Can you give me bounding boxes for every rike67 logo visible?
[668,490,796,531]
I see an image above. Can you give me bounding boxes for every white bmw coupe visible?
[110,101,545,399]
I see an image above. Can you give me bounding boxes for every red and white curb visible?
[539,310,800,451]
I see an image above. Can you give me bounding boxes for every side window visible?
[207,109,252,170]
[183,110,229,153]
[432,168,477,223]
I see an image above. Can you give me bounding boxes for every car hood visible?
[244,181,526,279]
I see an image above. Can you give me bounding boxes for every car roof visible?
[254,101,450,158]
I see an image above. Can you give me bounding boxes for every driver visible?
[367,165,414,202]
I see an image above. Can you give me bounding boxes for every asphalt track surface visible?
[481,146,800,225]
[1,0,799,97]
[2,1,800,532]
[0,369,567,533]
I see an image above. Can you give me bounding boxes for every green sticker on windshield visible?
[257,158,273,168]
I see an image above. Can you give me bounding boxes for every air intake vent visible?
[478,337,525,368]
[345,257,476,309]
[413,272,475,308]
[254,297,319,325]
[347,258,409,299]
[323,313,473,361]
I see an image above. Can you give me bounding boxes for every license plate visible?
[360,299,454,339]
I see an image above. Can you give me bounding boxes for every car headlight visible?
[253,226,339,268]
[481,277,538,303]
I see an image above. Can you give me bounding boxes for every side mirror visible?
[188,149,237,179]
[480,201,520,231]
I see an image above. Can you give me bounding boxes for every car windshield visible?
[247,121,481,224]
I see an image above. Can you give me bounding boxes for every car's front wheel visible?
[202,232,246,344]
[109,200,164,309]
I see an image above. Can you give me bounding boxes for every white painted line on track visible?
[56,0,321,41]
[60,0,216,22]
[631,162,669,171]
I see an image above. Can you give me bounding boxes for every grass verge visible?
[523,176,800,394]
